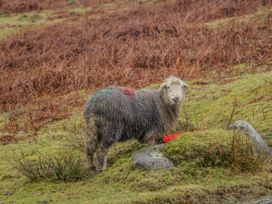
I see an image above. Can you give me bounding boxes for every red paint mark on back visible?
[119,87,135,97]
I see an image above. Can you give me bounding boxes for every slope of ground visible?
[0,3,271,111]
[0,69,272,203]
[0,0,272,203]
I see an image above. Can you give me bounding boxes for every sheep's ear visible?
[179,80,189,88]
[160,82,167,90]
[160,78,169,89]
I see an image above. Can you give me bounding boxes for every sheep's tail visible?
[228,120,272,159]
[84,113,99,169]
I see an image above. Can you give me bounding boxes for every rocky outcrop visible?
[228,120,272,159]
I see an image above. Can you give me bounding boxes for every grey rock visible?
[132,145,173,170]
[247,199,272,204]
[228,120,272,158]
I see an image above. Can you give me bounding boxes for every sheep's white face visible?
[167,83,184,104]
[161,76,188,106]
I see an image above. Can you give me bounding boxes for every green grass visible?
[0,10,63,40]
[206,6,272,28]
[0,0,162,40]
[180,71,272,136]
[0,3,94,40]
[1,68,272,203]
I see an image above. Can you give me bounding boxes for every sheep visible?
[83,76,188,171]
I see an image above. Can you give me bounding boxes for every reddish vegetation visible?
[0,0,272,131]
[175,0,272,22]
[0,0,114,14]
[2,91,85,136]
[0,134,20,145]
[0,0,69,14]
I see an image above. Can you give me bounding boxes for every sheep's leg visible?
[143,130,158,146]
[86,136,98,170]
[85,117,98,171]
[95,120,121,171]
[96,144,109,172]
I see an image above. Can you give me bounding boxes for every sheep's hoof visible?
[95,167,104,172]
[86,164,96,172]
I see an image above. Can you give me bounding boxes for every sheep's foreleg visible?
[143,130,158,146]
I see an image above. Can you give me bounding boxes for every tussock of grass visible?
[164,130,233,168]
[15,151,88,181]
[164,130,264,172]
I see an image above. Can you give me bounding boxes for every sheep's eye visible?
[167,86,170,89]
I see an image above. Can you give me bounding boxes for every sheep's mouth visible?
[171,98,182,105]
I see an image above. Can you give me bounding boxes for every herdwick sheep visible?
[84,76,188,171]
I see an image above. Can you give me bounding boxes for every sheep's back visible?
[84,87,161,129]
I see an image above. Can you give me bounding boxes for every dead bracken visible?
[0,0,271,115]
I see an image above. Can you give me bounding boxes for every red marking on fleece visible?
[119,87,135,97]
[163,132,181,143]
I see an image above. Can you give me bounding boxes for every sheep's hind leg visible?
[96,144,109,172]
[85,117,98,171]
[96,121,121,171]
[86,137,98,171]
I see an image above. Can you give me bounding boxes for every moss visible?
[164,130,233,168]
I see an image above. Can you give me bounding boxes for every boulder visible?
[132,145,173,170]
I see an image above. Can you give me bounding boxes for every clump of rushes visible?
[15,151,88,181]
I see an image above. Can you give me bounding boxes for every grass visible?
[0,3,93,40]
[1,69,272,203]
[206,6,272,28]
[180,71,272,135]
[0,0,162,40]
[15,151,88,181]
[0,10,63,40]
[0,1,272,202]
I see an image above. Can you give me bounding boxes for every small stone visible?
[132,145,173,170]
[4,191,13,196]
[248,199,272,204]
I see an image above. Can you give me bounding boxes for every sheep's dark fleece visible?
[84,76,187,171]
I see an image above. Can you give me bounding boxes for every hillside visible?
[0,0,272,203]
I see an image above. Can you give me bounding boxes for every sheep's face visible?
[160,76,188,106]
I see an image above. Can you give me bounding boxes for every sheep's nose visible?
[173,96,180,102]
